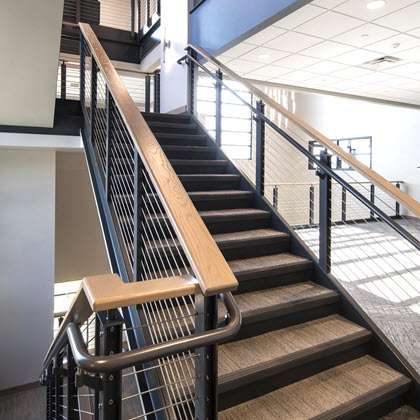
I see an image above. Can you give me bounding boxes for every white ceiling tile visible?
[376,76,416,87]
[333,0,418,21]
[374,3,420,32]
[243,73,272,82]
[303,61,348,74]
[394,46,420,61]
[295,11,363,38]
[245,26,287,45]
[333,24,398,48]
[366,34,420,55]
[216,55,233,65]
[299,40,355,59]
[311,0,348,10]
[227,59,264,73]
[273,5,326,30]
[354,71,394,83]
[238,47,290,64]
[408,27,420,38]
[326,79,365,89]
[264,31,322,53]
[222,43,257,58]
[304,75,342,86]
[332,49,382,65]
[398,81,420,92]
[383,62,420,76]
[246,65,292,78]
[272,54,320,69]
[280,70,318,82]
[329,66,373,79]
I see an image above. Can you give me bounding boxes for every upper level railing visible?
[180,44,420,373]
[41,24,240,420]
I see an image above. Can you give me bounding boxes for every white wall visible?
[0,149,55,390]
[160,0,189,113]
[0,0,64,127]
[55,151,110,283]
[294,92,420,208]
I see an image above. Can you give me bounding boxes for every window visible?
[196,76,253,160]
[309,136,372,170]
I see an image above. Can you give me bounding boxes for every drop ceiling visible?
[217,0,420,106]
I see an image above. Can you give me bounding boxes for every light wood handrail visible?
[44,274,200,365]
[188,44,420,219]
[80,24,238,295]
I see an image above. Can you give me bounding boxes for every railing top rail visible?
[43,274,201,372]
[79,23,238,296]
[187,44,420,219]
[266,181,404,187]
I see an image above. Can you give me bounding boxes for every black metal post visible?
[105,87,112,201]
[130,0,136,38]
[256,101,266,196]
[145,74,151,113]
[188,50,197,114]
[309,184,315,225]
[47,365,53,420]
[133,152,144,283]
[215,70,223,147]
[90,58,98,144]
[67,345,78,420]
[396,183,401,217]
[146,0,151,27]
[273,186,278,210]
[153,71,160,113]
[80,36,85,109]
[97,310,124,420]
[61,61,67,100]
[319,151,332,273]
[342,186,347,222]
[195,294,218,420]
[76,0,81,23]
[370,184,375,219]
[157,0,161,15]
[55,354,64,420]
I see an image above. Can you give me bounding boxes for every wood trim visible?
[44,273,201,366]
[82,273,200,312]
[80,24,238,295]
[189,44,420,219]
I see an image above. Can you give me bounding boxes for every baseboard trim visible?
[0,381,41,397]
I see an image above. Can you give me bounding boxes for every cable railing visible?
[57,54,160,113]
[180,44,420,373]
[42,23,239,420]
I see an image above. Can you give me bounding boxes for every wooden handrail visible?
[80,24,238,295]
[188,44,420,219]
[44,274,200,366]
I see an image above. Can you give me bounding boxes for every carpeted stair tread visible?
[147,121,199,130]
[381,406,420,419]
[219,356,410,420]
[228,253,312,280]
[218,314,371,380]
[188,190,254,200]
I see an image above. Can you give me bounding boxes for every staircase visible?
[140,111,419,419]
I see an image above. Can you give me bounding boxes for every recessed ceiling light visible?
[367,1,386,9]
[361,34,369,38]
[258,53,270,59]
[392,43,400,49]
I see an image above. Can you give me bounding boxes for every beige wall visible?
[0,0,64,127]
[55,151,110,283]
[0,149,55,390]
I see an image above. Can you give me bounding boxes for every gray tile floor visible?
[300,218,420,374]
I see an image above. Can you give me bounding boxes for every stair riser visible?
[192,197,254,211]
[156,137,207,146]
[163,149,217,160]
[180,179,240,191]
[218,342,371,411]
[150,125,201,135]
[232,301,340,342]
[234,269,312,294]
[142,114,191,124]
[171,163,227,174]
